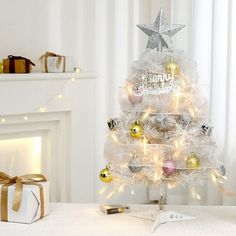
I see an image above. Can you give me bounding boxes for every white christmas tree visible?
[100,8,225,230]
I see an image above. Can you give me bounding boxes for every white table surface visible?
[1,204,236,236]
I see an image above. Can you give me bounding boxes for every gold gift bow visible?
[39,52,66,72]
[0,172,47,222]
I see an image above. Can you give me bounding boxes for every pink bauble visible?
[128,93,143,105]
[162,160,176,175]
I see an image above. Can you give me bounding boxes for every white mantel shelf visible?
[0,71,97,81]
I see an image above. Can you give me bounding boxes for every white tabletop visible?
[1,204,236,236]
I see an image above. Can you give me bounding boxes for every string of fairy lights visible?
[0,69,80,124]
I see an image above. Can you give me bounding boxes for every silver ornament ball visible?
[128,154,143,173]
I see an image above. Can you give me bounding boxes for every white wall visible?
[0,0,95,71]
[0,0,173,203]
[0,0,170,72]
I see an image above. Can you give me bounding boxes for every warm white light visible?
[111,134,119,144]
[153,155,158,163]
[131,189,134,195]
[57,94,63,99]
[74,67,80,73]
[189,108,195,117]
[191,187,201,200]
[118,184,125,193]
[121,163,128,169]
[33,137,42,173]
[24,116,28,121]
[127,85,133,95]
[98,186,107,195]
[0,137,41,174]
[106,190,115,199]
[174,140,180,149]
[195,193,201,200]
[211,172,217,184]
[167,183,174,189]
[154,173,160,181]
[143,136,147,155]
[71,77,75,82]
[40,107,46,112]
[141,107,153,121]
[1,118,6,123]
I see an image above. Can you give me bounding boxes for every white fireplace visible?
[0,72,96,203]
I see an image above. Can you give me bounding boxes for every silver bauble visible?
[216,161,226,176]
[128,154,143,173]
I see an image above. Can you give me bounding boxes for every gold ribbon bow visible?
[39,51,66,72]
[0,172,47,222]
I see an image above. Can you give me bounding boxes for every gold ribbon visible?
[0,172,47,222]
[39,52,66,72]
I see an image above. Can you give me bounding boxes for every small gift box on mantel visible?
[39,51,74,73]
[3,55,35,73]
[0,172,49,224]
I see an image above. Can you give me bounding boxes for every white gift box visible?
[43,56,74,73]
[0,182,49,224]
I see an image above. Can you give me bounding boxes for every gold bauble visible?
[130,121,143,139]
[165,59,180,75]
[99,167,113,183]
[186,154,200,169]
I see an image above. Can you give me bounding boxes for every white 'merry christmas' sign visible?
[133,71,179,95]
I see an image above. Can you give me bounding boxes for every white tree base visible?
[130,209,196,232]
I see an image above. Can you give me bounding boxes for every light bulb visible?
[57,94,63,99]
[74,67,80,73]
[1,118,6,123]
[24,116,28,121]
[40,107,46,112]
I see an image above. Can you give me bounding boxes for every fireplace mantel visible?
[0,72,97,203]
[0,71,97,81]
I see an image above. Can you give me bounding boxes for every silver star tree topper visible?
[137,8,185,51]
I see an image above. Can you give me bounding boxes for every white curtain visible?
[161,0,236,205]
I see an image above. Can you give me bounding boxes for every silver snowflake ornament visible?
[137,8,185,51]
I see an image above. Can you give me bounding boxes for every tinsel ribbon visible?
[0,172,47,222]
[39,51,66,72]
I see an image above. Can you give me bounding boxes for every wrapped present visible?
[3,55,35,73]
[0,172,49,224]
[39,52,74,73]
[0,61,3,73]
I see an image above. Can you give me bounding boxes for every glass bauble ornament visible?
[165,59,180,75]
[129,121,143,139]
[128,93,143,105]
[216,160,226,176]
[128,153,143,173]
[107,118,120,131]
[162,160,176,175]
[99,166,113,183]
[186,154,200,169]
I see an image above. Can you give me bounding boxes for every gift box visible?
[0,61,3,73]
[0,172,49,224]
[3,55,35,73]
[39,52,74,73]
